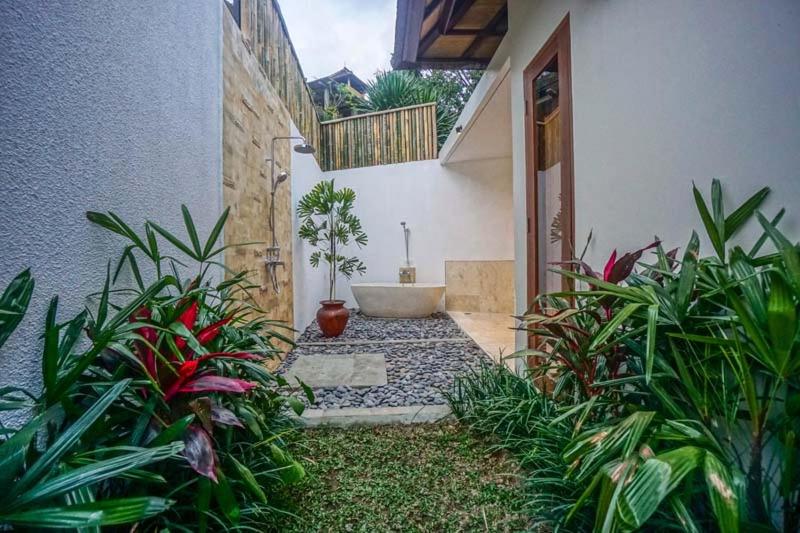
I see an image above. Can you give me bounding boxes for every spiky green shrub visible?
[451,180,800,532]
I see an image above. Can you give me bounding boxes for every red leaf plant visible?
[129,297,261,482]
[524,240,662,399]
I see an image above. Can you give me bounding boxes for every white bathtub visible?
[351,283,445,318]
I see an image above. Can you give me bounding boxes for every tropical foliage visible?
[298,179,368,302]
[0,271,183,529]
[1,206,310,530]
[451,180,800,532]
[351,69,481,148]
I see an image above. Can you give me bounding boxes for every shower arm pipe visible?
[269,135,306,187]
[267,136,306,247]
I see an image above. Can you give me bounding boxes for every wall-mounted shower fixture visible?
[263,136,316,294]
[399,221,416,284]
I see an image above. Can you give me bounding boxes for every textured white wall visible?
[505,0,800,348]
[0,2,223,401]
[290,123,328,337]
[289,157,514,329]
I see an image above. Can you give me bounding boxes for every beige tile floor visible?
[448,311,518,370]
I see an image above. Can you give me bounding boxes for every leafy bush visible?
[2,206,309,530]
[83,205,310,530]
[451,180,800,532]
[0,271,183,530]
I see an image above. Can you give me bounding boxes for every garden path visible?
[279,312,491,423]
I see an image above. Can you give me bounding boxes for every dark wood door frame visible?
[523,13,575,308]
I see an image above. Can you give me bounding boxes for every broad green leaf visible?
[704,452,739,533]
[676,232,700,321]
[12,443,182,508]
[147,414,195,448]
[211,468,240,525]
[197,477,211,533]
[0,497,172,528]
[766,272,796,374]
[725,186,769,238]
[711,179,726,246]
[617,458,671,527]
[0,409,56,487]
[181,204,203,258]
[149,221,200,261]
[203,206,230,258]
[42,296,60,397]
[757,211,800,299]
[589,303,643,351]
[0,269,34,350]
[286,397,305,416]
[229,455,268,504]
[645,304,658,383]
[693,183,725,260]
[11,379,131,497]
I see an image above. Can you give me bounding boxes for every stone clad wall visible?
[445,261,515,314]
[223,10,294,338]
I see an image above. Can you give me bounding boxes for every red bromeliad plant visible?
[86,205,310,529]
[129,295,264,481]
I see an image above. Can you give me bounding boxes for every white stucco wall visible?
[290,123,328,337]
[291,157,514,331]
[0,3,223,400]
[504,0,800,348]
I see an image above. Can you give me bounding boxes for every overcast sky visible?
[277,0,395,83]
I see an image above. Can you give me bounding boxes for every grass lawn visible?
[273,423,527,532]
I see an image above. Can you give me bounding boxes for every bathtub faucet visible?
[399,221,416,284]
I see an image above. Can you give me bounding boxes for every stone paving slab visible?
[283,353,388,388]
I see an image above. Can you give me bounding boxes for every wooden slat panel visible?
[239,0,321,153]
[319,103,439,171]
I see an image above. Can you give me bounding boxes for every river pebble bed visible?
[281,312,491,409]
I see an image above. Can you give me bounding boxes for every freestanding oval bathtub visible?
[351,283,445,318]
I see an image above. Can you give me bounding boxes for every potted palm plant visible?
[298,179,367,337]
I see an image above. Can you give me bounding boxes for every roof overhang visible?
[392,0,508,70]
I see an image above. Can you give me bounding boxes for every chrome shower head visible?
[272,170,289,192]
[293,142,316,155]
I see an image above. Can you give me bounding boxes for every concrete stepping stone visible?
[284,353,387,388]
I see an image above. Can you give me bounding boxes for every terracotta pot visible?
[316,300,349,337]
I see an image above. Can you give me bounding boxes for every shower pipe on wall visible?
[263,136,315,294]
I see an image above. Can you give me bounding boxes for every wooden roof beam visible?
[445,0,478,33]
[461,5,507,59]
[439,0,457,34]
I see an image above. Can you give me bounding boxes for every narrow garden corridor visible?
[274,314,525,532]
